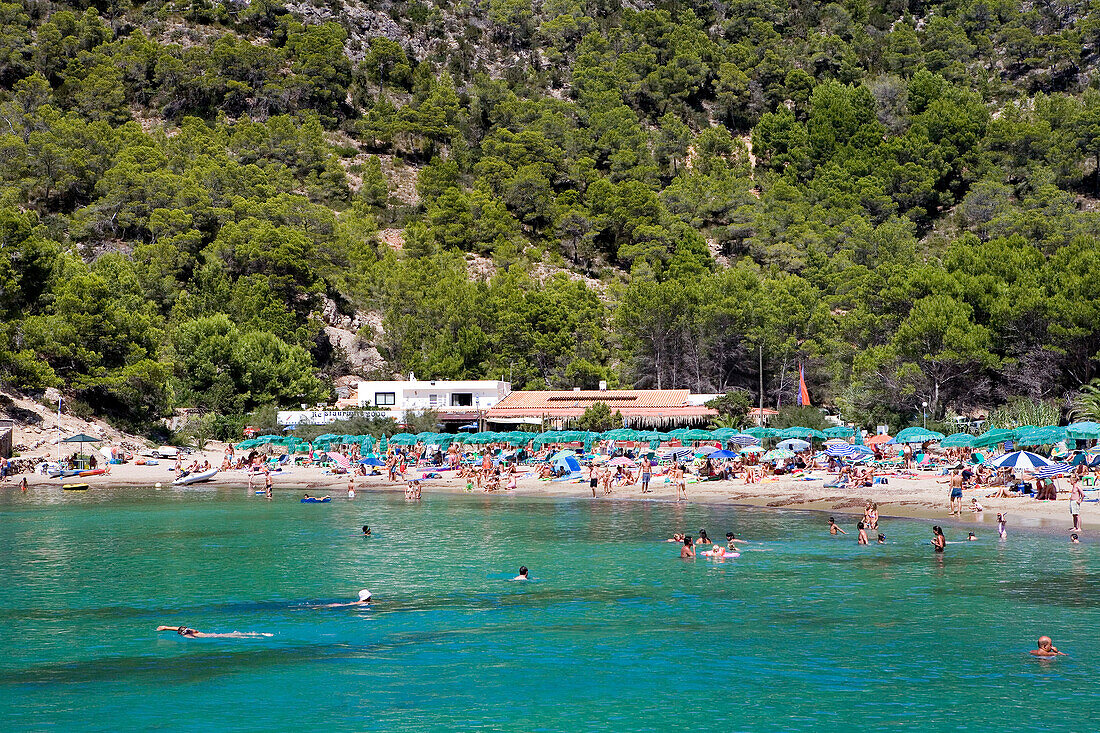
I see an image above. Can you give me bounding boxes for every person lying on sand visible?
[157,626,273,638]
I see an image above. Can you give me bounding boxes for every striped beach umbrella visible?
[1032,462,1073,478]
[990,451,1051,471]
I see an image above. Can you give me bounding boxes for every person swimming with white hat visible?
[319,589,373,608]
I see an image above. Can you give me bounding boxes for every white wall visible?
[357,380,510,413]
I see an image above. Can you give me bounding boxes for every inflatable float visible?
[300,496,331,503]
[62,483,90,491]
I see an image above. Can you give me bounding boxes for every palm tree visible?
[1070,381,1100,422]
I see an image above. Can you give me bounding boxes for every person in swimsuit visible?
[513,566,529,580]
[698,529,711,546]
[320,589,374,608]
[674,464,687,501]
[877,533,886,544]
[948,471,964,515]
[1030,636,1066,657]
[157,626,272,638]
[20,477,28,493]
[362,525,372,536]
[640,463,652,494]
[857,521,868,545]
[967,532,977,541]
[264,470,273,498]
[1070,477,1083,531]
[1071,533,1080,544]
[828,517,847,535]
[930,526,946,552]
[680,535,695,558]
[997,513,1007,539]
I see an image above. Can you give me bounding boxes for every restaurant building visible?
[484,389,718,430]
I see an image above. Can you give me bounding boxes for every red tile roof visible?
[485,390,717,419]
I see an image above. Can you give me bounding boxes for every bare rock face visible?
[324,324,386,373]
[319,295,361,332]
[285,0,424,62]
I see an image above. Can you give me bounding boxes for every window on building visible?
[429,394,438,406]
[375,392,396,406]
[451,393,473,407]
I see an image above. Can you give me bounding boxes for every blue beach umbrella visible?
[777,438,811,451]
[991,451,1051,471]
[710,449,740,459]
[1032,462,1073,478]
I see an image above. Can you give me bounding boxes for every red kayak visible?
[78,469,105,477]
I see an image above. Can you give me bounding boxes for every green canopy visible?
[778,426,827,440]
[940,432,974,448]
[682,428,714,442]
[894,427,945,443]
[62,433,100,444]
[1015,425,1066,447]
[388,433,418,445]
[1066,421,1100,440]
[743,427,779,439]
[823,426,854,438]
[971,428,1018,448]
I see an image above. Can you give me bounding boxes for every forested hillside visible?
[2,0,1100,434]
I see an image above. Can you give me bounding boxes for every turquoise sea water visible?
[1,486,1098,731]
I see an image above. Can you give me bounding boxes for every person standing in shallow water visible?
[857,521,868,545]
[1069,476,1083,532]
[930,526,946,552]
[680,535,695,558]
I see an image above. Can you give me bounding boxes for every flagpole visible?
[56,396,62,465]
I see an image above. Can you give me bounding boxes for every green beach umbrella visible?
[1015,426,1065,447]
[744,427,779,439]
[823,426,854,438]
[778,427,827,440]
[61,433,99,463]
[971,428,1018,448]
[683,428,714,442]
[1066,421,1100,440]
[940,432,974,448]
[762,448,795,461]
[894,427,945,443]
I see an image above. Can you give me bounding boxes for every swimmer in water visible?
[828,517,847,535]
[362,525,371,536]
[877,533,886,544]
[157,626,272,638]
[667,533,684,543]
[698,529,711,545]
[680,535,695,558]
[997,513,1007,539]
[857,521,868,545]
[321,589,374,608]
[1071,533,1080,544]
[1030,636,1066,657]
[514,566,529,580]
[967,532,977,541]
[930,526,946,552]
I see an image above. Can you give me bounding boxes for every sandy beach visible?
[9,443,1094,534]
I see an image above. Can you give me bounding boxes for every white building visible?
[356,377,511,429]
